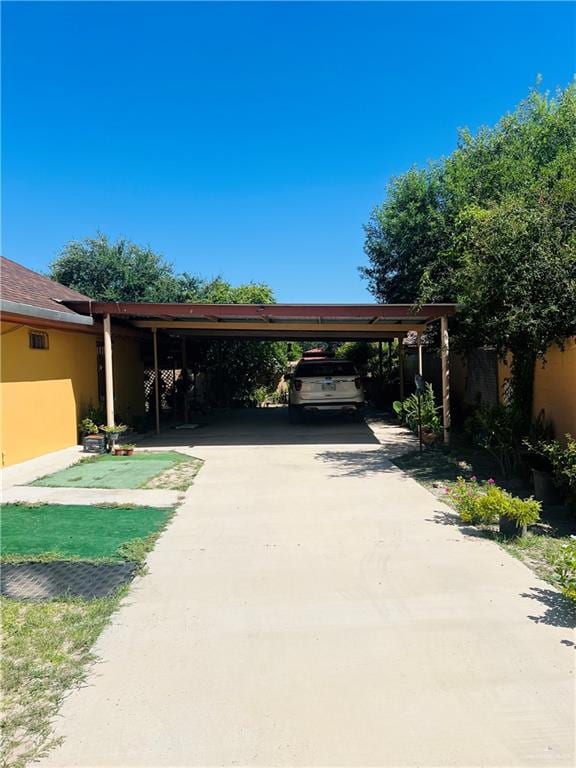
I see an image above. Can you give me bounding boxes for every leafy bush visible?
[447,476,540,527]
[393,383,442,436]
[474,485,514,525]
[253,386,268,405]
[84,404,106,426]
[555,537,576,601]
[537,434,576,499]
[99,424,128,434]
[447,476,485,523]
[79,418,99,436]
[464,402,523,477]
[500,494,541,526]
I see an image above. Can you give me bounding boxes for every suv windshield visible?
[295,361,357,378]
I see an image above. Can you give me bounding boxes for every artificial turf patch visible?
[31,451,190,489]
[1,503,173,560]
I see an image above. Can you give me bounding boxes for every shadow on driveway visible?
[141,407,380,448]
[521,586,576,630]
[314,447,399,478]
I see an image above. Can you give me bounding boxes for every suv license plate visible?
[322,382,336,391]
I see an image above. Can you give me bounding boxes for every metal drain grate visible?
[1,561,138,601]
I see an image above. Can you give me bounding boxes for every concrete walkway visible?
[43,410,574,767]
[2,486,182,508]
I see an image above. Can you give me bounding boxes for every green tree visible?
[361,166,450,302]
[190,278,291,405]
[49,233,200,302]
[362,82,576,428]
[194,277,275,305]
[52,233,291,406]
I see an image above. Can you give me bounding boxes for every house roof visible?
[0,256,94,326]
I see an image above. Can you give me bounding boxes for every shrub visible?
[503,495,541,526]
[253,386,268,405]
[464,402,522,477]
[79,418,99,436]
[537,434,576,499]
[555,537,576,601]
[474,485,513,525]
[99,424,128,434]
[392,383,442,437]
[447,476,485,523]
[447,477,540,528]
[84,403,106,425]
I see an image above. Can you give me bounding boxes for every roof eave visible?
[0,299,94,327]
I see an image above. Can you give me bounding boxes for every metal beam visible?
[441,316,451,444]
[131,320,428,334]
[399,339,405,401]
[152,328,160,436]
[63,300,457,321]
[418,333,423,376]
[103,313,115,428]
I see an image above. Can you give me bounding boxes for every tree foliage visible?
[362,82,576,425]
[362,167,449,302]
[50,233,289,406]
[49,233,200,302]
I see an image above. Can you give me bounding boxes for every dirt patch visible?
[142,457,203,491]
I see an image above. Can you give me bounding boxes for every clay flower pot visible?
[420,427,437,446]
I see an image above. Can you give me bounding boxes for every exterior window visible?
[28,331,49,350]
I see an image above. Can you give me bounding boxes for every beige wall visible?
[498,343,575,440]
[532,338,576,440]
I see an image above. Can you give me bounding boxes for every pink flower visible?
[444,488,450,494]
[470,475,477,482]
[487,478,496,485]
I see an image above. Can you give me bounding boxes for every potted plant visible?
[393,383,442,445]
[80,418,106,453]
[100,424,128,452]
[499,495,541,538]
[526,439,565,504]
[80,417,98,437]
[538,435,576,507]
[120,443,135,456]
[113,445,126,456]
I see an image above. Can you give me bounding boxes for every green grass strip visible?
[31,451,188,489]
[1,503,173,560]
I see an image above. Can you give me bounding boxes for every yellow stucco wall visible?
[0,321,99,466]
[1,321,146,466]
[498,342,576,439]
[533,338,576,440]
[112,335,145,425]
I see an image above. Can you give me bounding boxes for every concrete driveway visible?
[44,409,575,767]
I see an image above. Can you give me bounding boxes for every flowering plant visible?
[446,476,539,529]
[446,476,484,523]
[556,537,576,601]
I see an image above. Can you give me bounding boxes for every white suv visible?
[287,359,365,422]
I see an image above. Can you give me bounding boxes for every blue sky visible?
[2,2,575,302]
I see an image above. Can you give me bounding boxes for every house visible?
[0,257,145,466]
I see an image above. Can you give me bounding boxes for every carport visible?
[63,301,456,441]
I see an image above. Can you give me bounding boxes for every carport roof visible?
[62,301,456,340]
